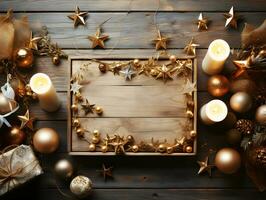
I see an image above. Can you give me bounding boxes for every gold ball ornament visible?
[185,146,193,153]
[88,143,96,151]
[166,146,174,154]
[169,55,177,63]
[256,105,266,125]
[133,59,140,67]
[14,48,34,69]
[76,128,85,137]
[73,118,80,127]
[54,159,74,179]
[95,106,103,115]
[126,135,134,144]
[158,144,166,153]
[207,75,229,97]
[150,69,158,76]
[0,93,18,115]
[5,126,26,145]
[215,148,241,174]
[189,130,197,138]
[33,128,60,154]
[98,63,107,73]
[132,145,139,153]
[71,104,78,113]
[186,110,194,119]
[70,175,92,198]
[230,92,252,113]
[92,136,100,144]
[52,55,60,65]
[101,145,108,153]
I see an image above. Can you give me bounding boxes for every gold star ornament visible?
[184,38,199,56]
[88,28,109,49]
[232,58,251,78]
[223,6,238,29]
[29,32,42,51]
[180,79,196,96]
[197,156,213,176]
[197,13,208,31]
[156,64,173,83]
[68,6,88,28]
[153,30,168,50]
[70,81,83,94]
[98,164,113,181]
[18,110,35,130]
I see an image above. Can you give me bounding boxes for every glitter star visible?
[81,99,95,115]
[156,64,173,83]
[197,156,213,176]
[223,6,238,29]
[197,13,208,31]
[184,38,199,56]
[88,28,109,49]
[120,66,136,80]
[29,32,42,51]
[153,30,168,50]
[17,110,35,130]
[68,6,88,27]
[70,81,83,94]
[180,79,196,96]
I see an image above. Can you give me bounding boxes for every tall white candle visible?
[202,39,230,75]
[200,99,228,125]
[30,73,61,112]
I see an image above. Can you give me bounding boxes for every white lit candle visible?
[202,39,230,75]
[200,99,228,125]
[30,73,61,112]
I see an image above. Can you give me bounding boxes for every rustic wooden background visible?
[0,0,266,199]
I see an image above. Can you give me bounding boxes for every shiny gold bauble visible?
[95,106,103,115]
[88,143,96,151]
[93,129,100,136]
[0,93,17,115]
[215,148,241,174]
[71,104,78,113]
[169,55,177,63]
[256,105,266,125]
[185,146,193,153]
[76,128,85,137]
[166,146,174,154]
[186,110,194,119]
[189,130,197,138]
[70,175,92,198]
[207,75,229,97]
[132,145,139,153]
[230,92,252,113]
[75,93,83,102]
[230,79,256,95]
[92,136,100,144]
[158,144,166,153]
[14,48,34,69]
[54,159,74,179]
[150,69,158,76]
[133,59,140,67]
[73,118,80,127]
[226,129,242,145]
[126,135,134,144]
[5,126,26,145]
[52,55,60,65]
[101,145,108,153]
[98,63,107,73]
[33,128,60,154]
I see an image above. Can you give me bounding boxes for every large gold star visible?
[232,58,251,78]
[156,64,173,83]
[197,13,208,31]
[153,30,168,50]
[223,6,238,29]
[68,6,88,28]
[88,28,109,49]
[29,32,42,51]
[184,38,199,56]
[18,110,35,130]
[197,156,213,176]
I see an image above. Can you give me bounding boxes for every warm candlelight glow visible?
[209,39,230,60]
[30,73,51,94]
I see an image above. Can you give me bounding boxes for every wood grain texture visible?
[8,12,266,49]
[1,0,266,11]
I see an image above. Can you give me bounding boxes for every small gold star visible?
[156,64,173,83]
[197,13,208,31]
[70,81,83,94]
[153,30,168,50]
[29,32,42,51]
[232,58,251,78]
[68,6,88,27]
[109,135,128,154]
[98,164,113,181]
[111,63,122,75]
[197,156,213,176]
[223,6,238,29]
[81,99,95,115]
[88,28,109,49]
[184,38,199,56]
[180,79,196,96]
[18,110,35,130]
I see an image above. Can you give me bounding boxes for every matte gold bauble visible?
[14,48,34,69]
[185,146,193,153]
[88,143,96,151]
[5,126,26,145]
[190,130,197,138]
[52,55,60,65]
[169,55,177,63]
[230,79,256,95]
[101,145,108,153]
[226,129,242,145]
[158,144,166,153]
[71,104,78,113]
[54,159,74,179]
[230,92,252,113]
[215,148,241,174]
[166,146,174,154]
[150,69,158,76]
[33,128,60,154]
[0,93,17,115]
[256,105,266,125]
[95,106,103,115]
[133,59,140,67]
[70,175,92,198]
[76,128,85,137]
[207,75,229,97]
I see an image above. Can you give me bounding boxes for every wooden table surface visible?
[1,0,266,199]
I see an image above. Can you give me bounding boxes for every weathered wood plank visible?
[1,0,266,12]
[9,12,266,49]
[5,188,265,200]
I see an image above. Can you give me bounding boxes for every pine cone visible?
[236,119,254,135]
[248,147,266,169]
[255,86,266,106]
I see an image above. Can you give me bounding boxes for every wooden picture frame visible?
[68,55,197,156]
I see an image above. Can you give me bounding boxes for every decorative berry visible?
[236,119,254,135]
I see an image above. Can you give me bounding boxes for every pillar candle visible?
[30,73,61,112]
[200,99,228,125]
[202,39,230,75]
